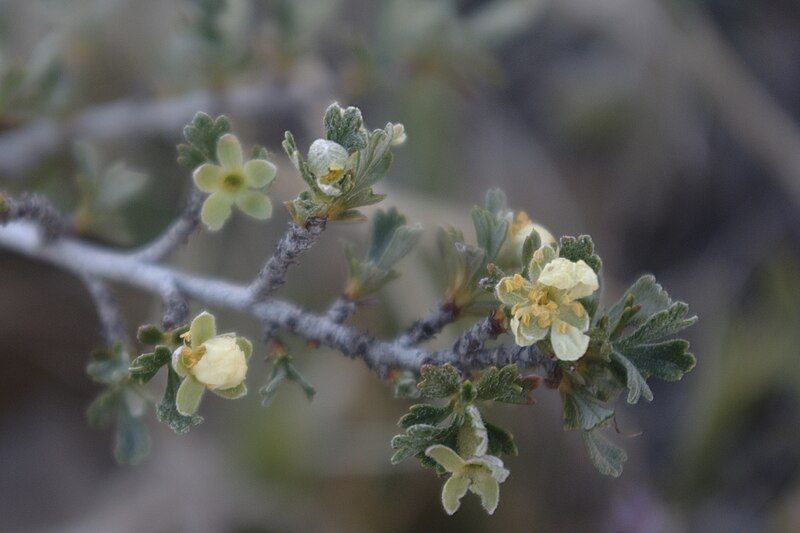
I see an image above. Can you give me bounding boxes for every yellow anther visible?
[572,303,584,317]
[537,316,550,328]
[557,322,568,334]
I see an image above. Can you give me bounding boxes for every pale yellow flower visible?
[495,248,599,361]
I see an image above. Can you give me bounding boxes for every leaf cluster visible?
[259,353,316,407]
[344,207,422,299]
[177,112,231,169]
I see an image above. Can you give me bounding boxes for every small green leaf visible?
[559,235,601,273]
[177,112,231,168]
[114,406,151,465]
[323,103,368,153]
[582,430,627,478]
[399,404,453,428]
[129,345,172,384]
[562,385,615,431]
[86,344,129,385]
[610,351,653,404]
[156,366,203,434]
[136,324,165,346]
[418,364,461,398]
[471,207,508,262]
[607,275,671,327]
[618,340,696,382]
[485,422,517,456]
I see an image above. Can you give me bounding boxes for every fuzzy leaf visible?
[399,404,453,429]
[323,103,368,153]
[486,422,517,456]
[607,275,671,327]
[129,345,172,384]
[177,112,231,169]
[617,340,696,382]
[618,302,697,348]
[136,324,165,346]
[475,365,533,404]
[114,406,151,465]
[559,235,601,273]
[610,351,653,404]
[86,345,129,385]
[418,364,461,398]
[484,188,507,216]
[471,207,508,262]
[562,385,615,431]
[582,430,627,478]
[156,366,203,434]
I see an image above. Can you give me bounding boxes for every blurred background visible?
[1,0,799,531]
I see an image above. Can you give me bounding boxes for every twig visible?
[160,281,190,331]
[82,275,129,346]
[0,192,64,242]
[452,312,505,357]
[0,219,547,374]
[325,295,357,324]
[397,302,459,347]
[0,78,330,180]
[130,190,204,263]
[248,218,327,301]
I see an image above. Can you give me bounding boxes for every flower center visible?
[222,173,245,192]
[515,285,567,329]
[318,165,345,185]
[180,345,206,369]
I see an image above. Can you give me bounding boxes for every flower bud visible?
[390,123,407,146]
[308,139,349,196]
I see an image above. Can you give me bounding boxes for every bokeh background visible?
[1,0,799,531]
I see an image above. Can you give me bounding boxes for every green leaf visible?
[129,345,172,384]
[618,302,697,347]
[558,235,601,273]
[177,112,231,169]
[607,275,671,327]
[399,404,453,428]
[114,406,151,465]
[418,364,461,398]
[475,365,534,404]
[87,388,120,428]
[393,370,422,399]
[486,422,517,456]
[484,188,507,216]
[156,366,204,434]
[259,356,315,406]
[136,324,165,346]
[323,103,368,153]
[582,430,627,478]
[86,345,129,385]
[390,423,457,465]
[617,340,696,382]
[367,208,407,263]
[471,207,508,262]
[610,351,653,404]
[259,365,287,407]
[562,385,615,431]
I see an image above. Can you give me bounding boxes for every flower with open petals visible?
[495,247,599,361]
[426,445,510,515]
[172,311,252,415]
[193,134,276,231]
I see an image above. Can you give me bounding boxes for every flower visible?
[307,139,350,197]
[498,210,556,265]
[172,311,252,415]
[193,134,276,231]
[390,123,407,146]
[425,445,510,515]
[495,248,599,361]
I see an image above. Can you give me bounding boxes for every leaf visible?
[562,385,615,431]
[390,423,457,465]
[558,235,601,273]
[367,207,408,263]
[475,365,533,404]
[471,207,508,262]
[484,188,507,216]
[418,364,461,398]
[156,366,204,434]
[618,302,697,348]
[582,430,627,478]
[177,112,231,169]
[136,324,165,346]
[114,406,151,465]
[399,404,453,428]
[129,345,172,384]
[486,422,517,456]
[259,356,315,406]
[617,340,696,382]
[607,275,672,327]
[610,351,653,404]
[87,388,120,428]
[323,103,368,153]
[259,365,287,407]
[86,344,129,385]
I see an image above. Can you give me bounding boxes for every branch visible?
[452,313,505,357]
[0,219,547,374]
[325,295,357,324]
[397,302,459,347]
[129,190,204,263]
[0,192,64,241]
[82,275,129,346]
[248,218,327,301]
[0,78,330,180]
